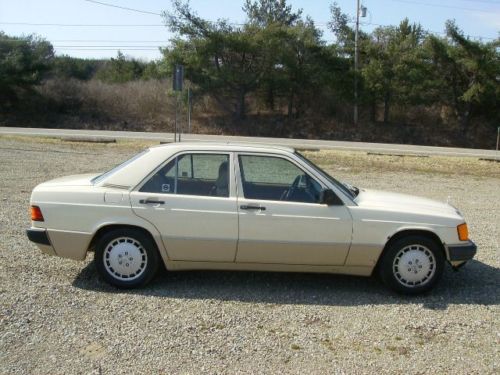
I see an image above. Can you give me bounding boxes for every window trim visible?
[236,152,326,204]
[134,150,233,198]
[294,151,356,199]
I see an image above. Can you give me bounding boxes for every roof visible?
[150,141,296,154]
[98,141,296,188]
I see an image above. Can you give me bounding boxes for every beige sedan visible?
[27,143,476,294]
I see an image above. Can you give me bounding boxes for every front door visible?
[130,152,238,262]
[235,154,352,265]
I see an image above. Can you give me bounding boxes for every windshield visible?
[295,151,359,198]
[92,149,149,184]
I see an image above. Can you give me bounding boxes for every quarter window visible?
[140,153,230,197]
[238,155,322,203]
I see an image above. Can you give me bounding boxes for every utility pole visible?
[187,85,191,134]
[354,1,367,126]
[172,64,184,142]
[354,0,360,126]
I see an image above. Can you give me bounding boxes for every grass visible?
[302,149,500,178]
[0,134,156,152]
[2,134,499,179]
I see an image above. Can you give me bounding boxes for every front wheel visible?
[378,235,445,294]
[94,228,160,288]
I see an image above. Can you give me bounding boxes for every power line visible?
[81,0,500,23]
[1,19,496,41]
[53,45,165,48]
[81,0,252,26]
[0,22,165,27]
[51,40,168,43]
[0,20,251,27]
[386,0,497,13]
[359,21,497,40]
[456,0,500,4]
[55,48,160,50]
[82,0,161,16]
[0,38,169,43]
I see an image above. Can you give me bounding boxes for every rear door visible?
[130,152,238,262]
[235,153,352,265]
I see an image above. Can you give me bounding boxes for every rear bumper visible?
[26,228,50,245]
[26,228,57,256]
[27,227,90,260]
[447,240,477,261]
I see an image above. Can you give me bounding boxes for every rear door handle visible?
[139,199,165,205]
[240,205,266,211]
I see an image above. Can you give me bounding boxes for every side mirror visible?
[320,189,344,206]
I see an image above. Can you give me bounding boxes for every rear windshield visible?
[92,150,149,184]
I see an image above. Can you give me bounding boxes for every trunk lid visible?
[38,173,100,187]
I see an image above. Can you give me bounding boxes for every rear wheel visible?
[94,228,159,288]
[378,235,445,294]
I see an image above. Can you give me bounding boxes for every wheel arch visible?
[88,223,168,265]
[374,228,447,274]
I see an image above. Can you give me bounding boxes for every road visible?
[1,126,498,158]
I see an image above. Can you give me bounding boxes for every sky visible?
[0,0,499,61]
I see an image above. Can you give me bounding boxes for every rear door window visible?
[140,153,230,197]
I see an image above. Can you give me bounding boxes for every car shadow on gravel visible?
[72,259,499,309]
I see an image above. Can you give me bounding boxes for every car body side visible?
[28,143,473,277]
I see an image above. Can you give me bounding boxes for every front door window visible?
[238,155,322,203]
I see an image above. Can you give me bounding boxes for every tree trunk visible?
[287,89,294,118]
[370,101,377,122]
[459,102,472,136]
[267,87,275,111]
[295,98,302,119]
[212,93,235,116]
[383,92,391,124]
[237,89,247,120]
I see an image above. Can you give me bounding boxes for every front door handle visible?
[240,205,266,211]
[139,199,165,205]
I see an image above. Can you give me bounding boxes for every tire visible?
[378,235,445,295]
[94,228,160,288]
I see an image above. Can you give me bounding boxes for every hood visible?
[37,173,100,187]
[355,189,460,218]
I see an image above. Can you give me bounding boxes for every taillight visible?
[457,223,468,241]
[30,205,44,221]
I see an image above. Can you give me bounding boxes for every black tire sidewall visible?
[94,228,160,288]
[379,235,445,295]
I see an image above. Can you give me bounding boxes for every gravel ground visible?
[0,136,499,374]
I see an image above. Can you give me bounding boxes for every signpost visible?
[187,85,192,134]
[496,126,499,151]
[173,65,184,142]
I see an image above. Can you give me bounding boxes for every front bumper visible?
[447,240,477,261]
